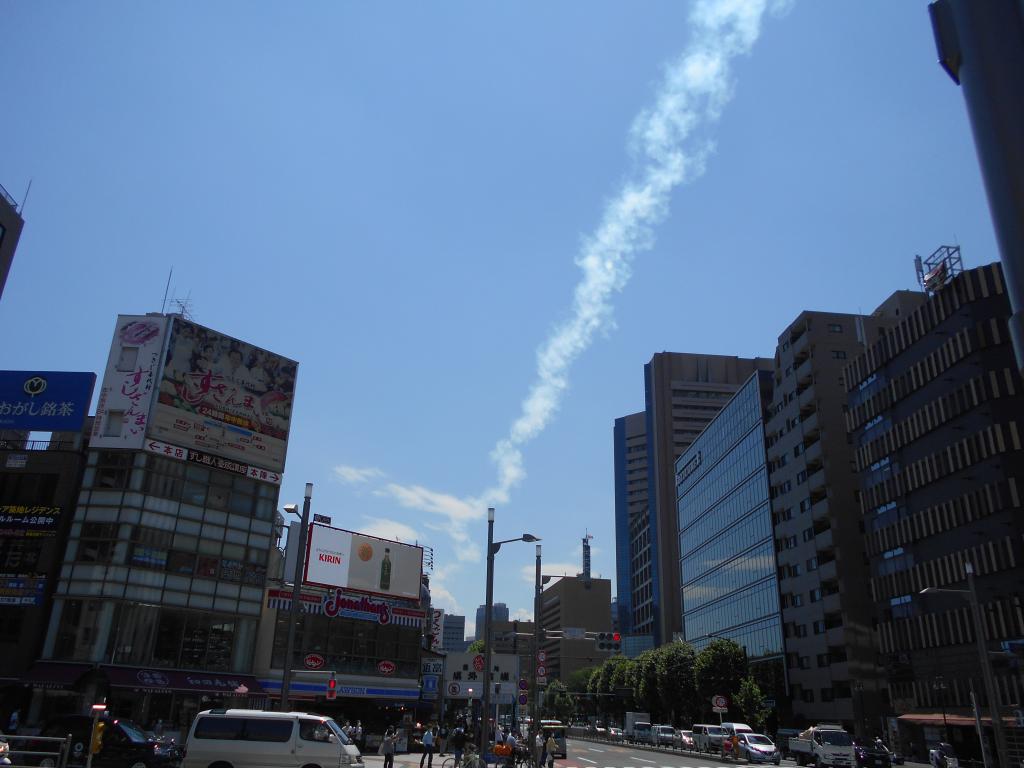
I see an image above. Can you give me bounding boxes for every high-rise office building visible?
[30,313,297,731]
[443,614,468,653]
[846,259,1024,756]
[538,576,613,682]
[766,297,922,731]
[475,602,509,641]
[0,182,25,301]
[615,352,771,645]
[677,371,787,710]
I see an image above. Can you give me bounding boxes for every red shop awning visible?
[101,666,264,695]
[20,662,92,690]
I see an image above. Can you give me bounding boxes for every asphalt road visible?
[563,740,791,768]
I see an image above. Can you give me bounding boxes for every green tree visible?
[654,642,697,725]
[694,639,748,720]
[733,676,768,732]
[542,679,575,722]
[566,666,597,693]
[634,650,660,718]
[467,639,485,653]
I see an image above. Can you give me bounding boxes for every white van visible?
[183,709,364,768]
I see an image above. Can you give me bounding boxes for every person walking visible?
[438,724,449,755]
[381,727,397,768]
[536,731,545,768]
[451,726,465,767]
[544,733,557,768]
[420,725,435,768]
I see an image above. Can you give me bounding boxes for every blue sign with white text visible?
[0,371,96,432]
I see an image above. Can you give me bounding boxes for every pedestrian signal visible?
[326,672,337,700]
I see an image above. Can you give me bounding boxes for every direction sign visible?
[712,694,728,709]
[713,706,728,714]
[563,627,585,640]
[536,665,547,677]
[536,650,547,663]
[536,676,547,685]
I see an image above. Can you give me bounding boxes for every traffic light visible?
[596,632,621,652]
[91,721,106,754]
[326,672,337,700]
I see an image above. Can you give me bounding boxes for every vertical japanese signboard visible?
[147,317,297,473]
[91,315,170,449]
[430,609,445,651]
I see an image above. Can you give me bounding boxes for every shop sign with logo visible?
[0,371,96,432]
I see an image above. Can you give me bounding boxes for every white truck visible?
[624,712,652,743]
[789,724,857,768]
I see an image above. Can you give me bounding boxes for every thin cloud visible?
[428,564,463,615]
[510,607,533,622]
[521,561,580,584]
[479,0,778,508]
[358,516,421,543]
[333,465,385,484]
[378,483,484,562]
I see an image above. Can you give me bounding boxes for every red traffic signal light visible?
[326,672,337,700]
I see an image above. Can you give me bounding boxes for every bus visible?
[540,720,567,759]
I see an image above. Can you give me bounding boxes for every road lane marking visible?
[589,749,605,753]
[579,759,597,764]
[629,758,657,765]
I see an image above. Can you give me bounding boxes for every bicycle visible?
[442,743,487,768]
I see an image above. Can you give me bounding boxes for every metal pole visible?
[480,508,496,758]
[531,545,541,741]
[965,562,1008,768]
[281,482,313,711]
[969,679,991,768]
[929,0,1024,372]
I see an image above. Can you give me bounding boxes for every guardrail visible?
[566,728,755,760]
[1,733,72,768]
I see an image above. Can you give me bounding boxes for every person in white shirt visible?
[420,726,436,768]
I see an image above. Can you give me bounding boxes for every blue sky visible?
[1,2,998,637]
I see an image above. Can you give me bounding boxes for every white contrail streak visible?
[481,0,778,507]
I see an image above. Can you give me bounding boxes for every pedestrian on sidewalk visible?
[381,727,397,768]
[420,726,435,768]
[535,731,545,768]
[451,726,466,767]
[544,733,556,768]
[438,724,449,755]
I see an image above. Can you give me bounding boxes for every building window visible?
[795,624,807,638]
[821,688,835,702]
[115,346,140,372]
[799,656,811,669]
[810,587,822,602]
[828,324,842,333]
[103,411,124,437]
[817,653,830,667]
[807,557,818,571]
[801,689,815,703]
[792,594,803,607]
[831,350,847,360]
[813,620,826,634]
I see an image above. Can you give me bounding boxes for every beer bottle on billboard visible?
[380,548,392,590]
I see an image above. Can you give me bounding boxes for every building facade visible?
[538,576,613,683]
[845,261,1024,759]
[676,371,786,708]
[443,614,468,653]
[475,602,509,641]
[31,314,296,734]
[613,411,647,637]
[631,352,772,644]
[765,298,922,731]
[0,182,24,302]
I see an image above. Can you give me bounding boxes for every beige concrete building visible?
[538,576,613,683]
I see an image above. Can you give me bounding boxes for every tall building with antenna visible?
[0,181,25,302]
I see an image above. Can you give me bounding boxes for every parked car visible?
[654,725,676,747]
[675,730,695,750]
[27,714,181,768]
[608,728,623,741]
[692,724,726,753]
[738,733,782,765]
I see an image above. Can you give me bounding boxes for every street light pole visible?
[531,544,542,740]
[481,508,496,757]
[965,562,1009,768]
[280,482,313,711]
[933,677,950,744]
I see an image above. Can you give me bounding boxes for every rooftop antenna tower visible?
[915,245,963,295]
[582,531,594,580]
[160,267,173,314]
[171,291,194,321]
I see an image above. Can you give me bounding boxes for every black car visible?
[27,714,181,768]
[853,740,893,768]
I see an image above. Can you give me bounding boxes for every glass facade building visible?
[677,371,785,675]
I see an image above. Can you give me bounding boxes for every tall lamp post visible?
[280,482,313,711]
[480,507,540,758]
[531,545,542,740]
[932,677,950,744]
[920,561,1008,768]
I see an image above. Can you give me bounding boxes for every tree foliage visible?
[694,639,749,719]
[542,679,575,722]
[654,642,697,725]
[733,676,768,732]
[467,639,485,653]
[566,666,598,693]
